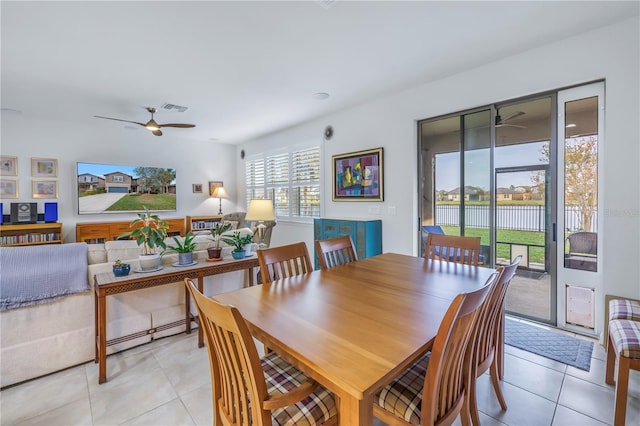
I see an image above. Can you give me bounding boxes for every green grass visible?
[440,225,546,264]
[105,194,176,211]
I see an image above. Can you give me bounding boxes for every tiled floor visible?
[1,319,640,425]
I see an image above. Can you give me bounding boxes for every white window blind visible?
[245,146,320,221]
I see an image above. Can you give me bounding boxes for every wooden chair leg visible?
[490,358,508,410]
[614,356,630,426]
[605,334,616,385]
[468,373,480,426]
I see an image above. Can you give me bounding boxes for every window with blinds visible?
[245,146,320,221]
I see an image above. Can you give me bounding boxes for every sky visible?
[435,141,548,191]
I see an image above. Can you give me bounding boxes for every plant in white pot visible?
[207,222,232,260]
[221,231,254,260]
[164,232,197,265]
[119,206,168,271]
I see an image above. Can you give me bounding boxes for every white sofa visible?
[0,228,254,388]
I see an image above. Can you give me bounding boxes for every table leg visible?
[185,283,191,335]
[248,267,254,287]
[338,392,372,426]
[97,289,107,384]
[197,275,204,348]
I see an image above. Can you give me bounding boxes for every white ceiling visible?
[2,1,638,144]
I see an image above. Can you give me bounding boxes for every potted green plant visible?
[164,232,197,265]
[119,206,169,270]
[221,231,254,260]
[207,222,232,259]
[112,259,130,277]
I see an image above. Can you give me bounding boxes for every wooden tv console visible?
[76,218,185,244]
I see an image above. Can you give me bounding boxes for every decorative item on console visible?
[112,259,130,277]
[118,206,168,270]
[206,222,233,260]
[164,232,197,265]
[221,231,254,260]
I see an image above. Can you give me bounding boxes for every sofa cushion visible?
[609,299,640,322]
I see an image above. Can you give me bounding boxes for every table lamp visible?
[211,186,229,215]
[245,199,275,248]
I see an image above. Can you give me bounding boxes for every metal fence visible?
[435,205,596,232]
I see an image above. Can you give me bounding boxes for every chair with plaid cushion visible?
[373,271,498,426]
[467,256,521,426]
[315,235,358,270]
[257,242,313,284]
[184,278,337,425]
[605,318,640,426]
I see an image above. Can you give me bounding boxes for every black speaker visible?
[0,202,3,224]
[44,202,58,222]
[10,202,37,224]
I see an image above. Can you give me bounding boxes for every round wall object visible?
[240,149,245,159]
[324,126,333,140]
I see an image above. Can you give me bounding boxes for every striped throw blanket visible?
[0,243,89,311]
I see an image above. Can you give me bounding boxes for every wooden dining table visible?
[212,252,496,425]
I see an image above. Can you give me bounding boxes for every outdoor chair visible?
[373,271,498,426]
[257,242,313,284]
[564,231,597,271]
[425,233,482,266]
[184,278,338,425]
[467,255,522,426]
[315,235,358,269]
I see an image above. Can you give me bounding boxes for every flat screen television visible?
[77,162,177,214]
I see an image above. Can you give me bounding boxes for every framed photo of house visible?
[0,179,18,198]
[332,147,384,201]
[0,155,18,176]
[192,183,203,193]
[31,157,58,177]
[32,180,58,199]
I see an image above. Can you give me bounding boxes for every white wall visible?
[237,18,640,305]
[0,114,238,241]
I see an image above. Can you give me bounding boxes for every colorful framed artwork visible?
[0,155,18,176]
[192,183,203,193]
[332,147,384,201]
[0,179,18,198]
[32,180,58,199]
[31,157,58,177]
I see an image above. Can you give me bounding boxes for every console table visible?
[93,256,259,383]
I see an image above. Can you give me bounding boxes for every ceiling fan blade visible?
[151,129,163,136]
[496,123,526,129]
[500,111,525,123]
[158,123,196,128]
[94,115,145,126]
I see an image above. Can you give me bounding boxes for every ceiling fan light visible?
[146,124,159,131]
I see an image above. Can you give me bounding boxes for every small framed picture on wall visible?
[0,155,18,176]
[0,179,18,198]
[31,157,58,177]
[32,180,58,199]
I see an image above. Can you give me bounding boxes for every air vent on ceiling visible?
[161,103,188,113]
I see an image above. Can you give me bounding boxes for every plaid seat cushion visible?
[609,319,640,359]
[375,353,431,425]
[262,351,337,425]
[609,299,640,321]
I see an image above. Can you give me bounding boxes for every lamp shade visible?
[211,186,229,199]
[245,199,275,221]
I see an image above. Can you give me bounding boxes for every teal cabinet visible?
[313,218,382,269]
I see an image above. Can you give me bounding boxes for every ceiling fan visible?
[94,107,196,136]
[495,110,526,128]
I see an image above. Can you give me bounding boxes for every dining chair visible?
[425,233,482,266]
[315,235,358,270]
[257,242,313,284]
[184,278,338,426]
[467,255,522,426]
[373,271,499,426]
